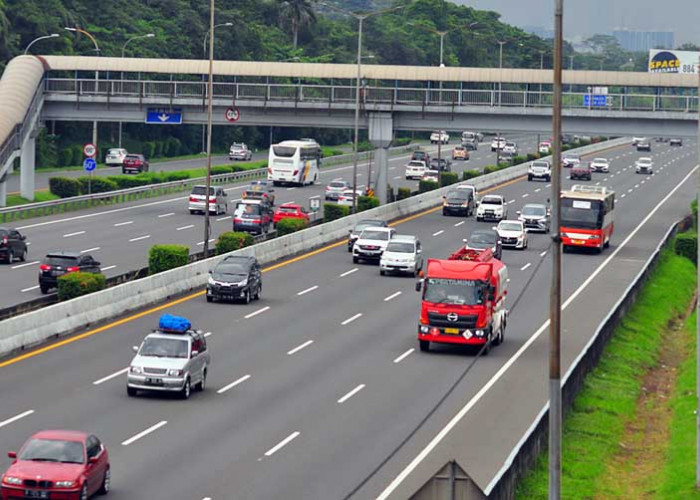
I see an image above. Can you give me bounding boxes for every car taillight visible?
[209,196,216,202]
[267,168,272,174]
[0,236,7,246]
[293,170,299,175]
[189,196,198,202]
[40,264,51,271]
[66,266,80,272]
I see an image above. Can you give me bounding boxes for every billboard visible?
[648,49,699,74]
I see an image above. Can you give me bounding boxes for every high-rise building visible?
[612,29,674,52]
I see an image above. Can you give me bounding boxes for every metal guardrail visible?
[45,78,699,113]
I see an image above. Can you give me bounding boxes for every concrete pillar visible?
[20,135,36,201]
[368,113,393,205]
[0,179,6,207]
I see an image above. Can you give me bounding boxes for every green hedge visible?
[418,180,439,193]
[393,137,412,147]
[526,152,540,162]
[462,169,481,180]
[49,177,82,198]
[322,146,345,158]
[397,187,412,200]
[691,199,697,230]
[439,172,459,187]
[77,176,118,194]
[674,233,697,264]
[275,218,308,236]
[107,175,151,189]
[483,165,499,175]
[357,195,380,212]
[211,166,233,175]
[59,147,74,167]
[324,203,350,222]
[57,272,106,301]
[148,244,189,274]
[512,155,527,165]
[215,231,255,255]
[357,140,374,153]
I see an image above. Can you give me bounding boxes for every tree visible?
[676,42,700,52]
[278,0,317,49]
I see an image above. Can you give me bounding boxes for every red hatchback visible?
[1,430,110,500]
[121,154,149,174]
[273,203,310,225]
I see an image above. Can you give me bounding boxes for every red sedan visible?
[2,430,110,500]
[273,203,309,225]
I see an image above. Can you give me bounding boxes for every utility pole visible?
[696,53,700,490]
[203,0,215,258]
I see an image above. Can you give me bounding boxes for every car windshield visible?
[499,222,522,231]
[139,338,189,358]
[481,197,502,205]
[469,231,497,246]
[191,186,214,196]
[532,162,549,168]
[231,143,244,149]
[424,278,484,305]
[408,161,425,167]
[235,204,262,217]
[329,181,346,188]
[353,221,383,233]
[19,439,85,464]
[360,230,390,241]
[107,149,122,154]
[386,241,414,253]
[213,262,248,280]
[278,206,298,213]
[125,155,140,160]
[413,152,427,159]
[522,205,546,216]
[447,192,469,202]
[593,158,607,163]
[505,142,515,147]
[638,159,652,165]
[564,154,580,160]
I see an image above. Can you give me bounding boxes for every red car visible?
[121,154,149,174]
[273,203,310,225]
[2,430,110,500]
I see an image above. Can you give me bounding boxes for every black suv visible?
[38,252,102,294]
[233,201,273,235]
[348,219,389,252]
[430,158,452,172]
[442,189,474,216]
[0,228,28,264]
[206,255,262,304]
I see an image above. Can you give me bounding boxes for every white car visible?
[538,142,551,154]
[590,158,610,173]
[430,130,450,144]
[635,157,654,174]
[421,169,440,183]
[528,160,552,182]
[405,160,428,180]
[562,153,581,168]
[229,142,252,161]
[353,227,397,263]
[105,148,128,167]
[325,179,350,201]
[502,142,518,155]
[491,137,506,151]
[632,137,645,146]
[495,220,528,250]
[338,188,361,207]
[476,194,508,222]
[380,235,423,276]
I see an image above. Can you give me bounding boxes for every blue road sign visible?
[145,108,183,125]
[83,158,97,172]
[583,94,608,107]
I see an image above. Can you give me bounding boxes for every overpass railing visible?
[44,78,699,113]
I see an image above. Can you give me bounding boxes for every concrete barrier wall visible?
[0,138,629,357]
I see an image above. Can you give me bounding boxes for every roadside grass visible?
[5,191,60,206]
[515,249,697,499]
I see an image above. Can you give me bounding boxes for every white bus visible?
[267,140,322,186]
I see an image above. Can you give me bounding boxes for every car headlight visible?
[168,369,183,377]
[130,366,142,374]
[2,476,22,485]
[238,278,248,287]
[207,276,216,285]
[419,325,430,334]
[55,480,76,488]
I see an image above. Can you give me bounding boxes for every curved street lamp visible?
[121,33,155,58]
[24,34,60,55]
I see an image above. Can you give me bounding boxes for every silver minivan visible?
[379,234,423,276]
[188,185,228,215]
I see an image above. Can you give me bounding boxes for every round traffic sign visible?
[83,143,96,158]
[83,158,97,172]
[225,107,240,123]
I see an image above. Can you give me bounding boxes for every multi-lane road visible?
[0,136,695,499]
[0,135,539,309]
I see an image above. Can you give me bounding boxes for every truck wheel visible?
[419,340,430,352]
[493,326,504,346]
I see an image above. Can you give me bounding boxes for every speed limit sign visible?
[83,143,96,158]
[225,107,240,123]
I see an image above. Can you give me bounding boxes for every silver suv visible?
[127,315,210,400]
[189,185,228,215]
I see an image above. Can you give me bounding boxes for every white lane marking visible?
[264,431,300,457]
[101,265,117,271]
[203,331,212,337]
[337,384,366,404]
[596,182,601,186]
[158,212,174,218]
[216,215,231,221]
[634,184,640,189]
[627,188,633,193]
[377,163,700,500]
[93,367,129,385]
[641,180,645,184]
[389,166,396,170]
[534,188,541,193]
[520,263,532,271]
[63,231,85,238]
[287,340,314,355]
[393,348,415,364]
[297,285,319,296]
[129,235,151,242]
[21,285,40,292]
[114,221,133,227]
[176,225,195,231]
[80,247,100,254]
[121,421,168,446]
[197,239,215,246]
[540,251,547,257]
[454,221,465,227]
[0,410,34,430]
[244,306,270,319]
[508,200,515,204]
[621,193,627,198]
[545,184,551,188]
[340,268,358,277]
[217,374,251,394]
[522,193,529,198]
[287,187,296,191]
[341,313,363,326]
[394,176,402,180]
[432,230,444,236]
[384,291,402,302]
[12,260,39,269]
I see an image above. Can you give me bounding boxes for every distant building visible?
[522,25,554,39]
[612,29,674,52]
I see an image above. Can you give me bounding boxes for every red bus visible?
[561,185,615,253]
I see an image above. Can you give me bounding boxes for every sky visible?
[453,0,698,45]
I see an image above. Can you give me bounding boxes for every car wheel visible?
[39,284,49,294]
[419,340,430,352]
[5,249,13,264]
[19,248,26,262]
[98,466,111,494]
[206,295,213,303]
[254,283,262,300]
[180,378,191,400]
[243,290,250,304]
[197,369,207,392]
[353,256,359,263]
[126,386,137,397]
[380,269,385,276]
[80,483,88,500]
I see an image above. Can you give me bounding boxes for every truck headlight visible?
[419,325,430,334]
[474,329,485,337]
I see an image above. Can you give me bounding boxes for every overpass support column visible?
[20,135,36,202]
[368,113,393,205]
[0,177,6,207]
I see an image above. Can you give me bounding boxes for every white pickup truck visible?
[430,130,450,144]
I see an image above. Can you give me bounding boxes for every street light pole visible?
[120,34,155,147]
[539,50,545,105]
[23,34,59,55]
[201,22,233,154]
[203,0,216,258]
[497,40,506,107]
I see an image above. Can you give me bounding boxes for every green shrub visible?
[397,187,412,200]
[691,200,697,229]
[357,140,374,152]
[142,141,156,159]
[418,180,439,193]
[77,176,118,194]
[275,218,308,236]
[562,144,572,152]
[324,203,350,222]
[162,171,191,182]
[57,272,106,301]
[357,195,380,212]
[497,161,510,169]
[148,244,189,274]
[107,175,151,189]
[59,147,74,167]
[674,233,697,264]
[49,177,82,198]
[215,231,255,255]
[154,140,165,158]
[164,137,182,157]
[393,137,412,147]
[211,166,233,175]
[483,165,499,175]
[512,155,527,165]
[526,153,540,162]
[322,147,345,158]
[439,172,459,187]
[72,145,84,167]
[462,169,481,180]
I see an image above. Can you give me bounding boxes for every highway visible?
[0,137,695,499]
[0,134,539,309]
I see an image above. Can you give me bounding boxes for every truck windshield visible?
[424,278,484,305]
[561,198,603,230]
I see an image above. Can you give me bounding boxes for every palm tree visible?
[278,0,317,49]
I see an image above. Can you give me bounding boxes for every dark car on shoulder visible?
[0,228,28,264]
[464,229,502,260]
[206,255,262,304]
[411,150,430,165]
[570,162,592,181]
[38,252,102,294]
[348,219,388,252]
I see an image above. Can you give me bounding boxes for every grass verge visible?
[5,191,60,206]
[515,248,697,499]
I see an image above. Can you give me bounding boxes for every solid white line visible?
[217,374,251,394]
[12,260,39,269]
[121,421,168,446]
[540,251,547,257]
[264,431,300,457]
[287,187,296,191]
[393,348,415,364]
[244,306,270,319]
[341,313,362,325]
[93,367,128,385]
[376,164,700,500]
[80,247,100,254]
[340,268,358,277]
[63,231,85,237]
[337,384,366,404]
[101,265,117,272]
[20,285,40,292]
[114,221,133,227]
[520,263,532,271]
[521,193,529,198]
[129,235,151,242]
[176,225,195,231]
[384,291,402,302]
[454,221,465,227]
[297,285,318,296]
[197,239,215,245]
[158,212,175,218]
[432,230,444,236]
[0,410,34,430]
[216,215,231,221]
[287,340,314,355]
